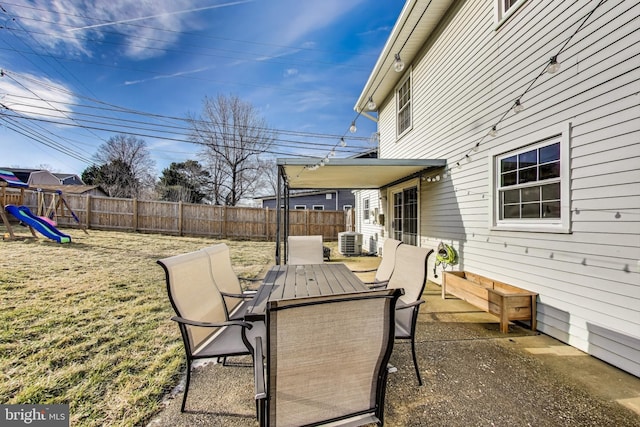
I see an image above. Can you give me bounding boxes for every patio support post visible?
[284,178,290,264]
[275,165,282,265]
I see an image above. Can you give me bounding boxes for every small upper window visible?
[396,73,412,138]
[495,0,527,26]
[312,205,324,211]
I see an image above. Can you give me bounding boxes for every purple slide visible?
[5,205,71,243]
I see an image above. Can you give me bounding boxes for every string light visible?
[394,53,405,72]
[367,97,377,110]
[489,126,498,137]
[340,137,347,147]
[546,55,561,74]
[513,99,524,113]
[349,121,357,133]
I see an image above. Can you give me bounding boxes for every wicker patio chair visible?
[253,288,403,427]
[157,250,259,412]
[386,244,434,386]
[201,243,260,321]
[287,235,324,265]
[352,238,403,286]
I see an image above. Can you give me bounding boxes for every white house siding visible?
[371,0,640,376]
[355,189,386,254]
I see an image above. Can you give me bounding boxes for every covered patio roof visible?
[277,158,447,190]
[274,157,447,264]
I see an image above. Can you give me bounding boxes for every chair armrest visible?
[396,299,425,310]
[170,316,253,330]
[366,280,389,288]
[351,268,376,273]
[219,291,255,300]
[253,336,266,400]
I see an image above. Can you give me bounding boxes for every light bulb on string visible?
[472,142,480,152]
[546,55,561,74]
[435,175,441,181]
[324,156,330,164]
[367,97,377,110]
[394,53,405,72]
[329,149,336,157]
[513,99,524,113]
[489,125,498,137]
[340,137,347,147]
[349,121,357,133]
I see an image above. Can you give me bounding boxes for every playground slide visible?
[5,205,71,243]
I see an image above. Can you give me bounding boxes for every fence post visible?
[85,194,92,230]
[265,207,270,240]
[178,201,183,236]
[220,205,227,239]
[132,199,138,232]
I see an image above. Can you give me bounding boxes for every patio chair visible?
[287,235,324,265]
[253,288,403,427]
[201,244,260,321]
[157,250,259,412]
[352,238,403,286]
[386,244,434,386]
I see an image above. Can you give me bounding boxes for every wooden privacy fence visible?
[19,192,346,241]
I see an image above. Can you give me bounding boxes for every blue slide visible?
[5,205,71,243]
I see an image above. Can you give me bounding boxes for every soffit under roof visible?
[277,158,446,190]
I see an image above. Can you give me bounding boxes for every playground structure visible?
[1,169,86,243]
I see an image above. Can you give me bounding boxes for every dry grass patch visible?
[0,227,274,426]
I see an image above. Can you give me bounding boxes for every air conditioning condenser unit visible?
[338,231,362,256]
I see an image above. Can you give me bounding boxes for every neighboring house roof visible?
[354,0,454,114]
[53,173,85,185]
[0,168,85,187]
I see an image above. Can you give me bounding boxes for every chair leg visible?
[181,363,192,412]
[410,336,423,386]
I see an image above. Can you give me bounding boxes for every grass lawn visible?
[0,226,276,426]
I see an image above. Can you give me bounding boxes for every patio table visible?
[244,263,369,321]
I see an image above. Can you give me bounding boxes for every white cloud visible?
[4,0,252,60]
[0,72,76,120]
[283,68,298,78]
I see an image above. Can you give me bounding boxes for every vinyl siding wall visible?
[373,0,640,375]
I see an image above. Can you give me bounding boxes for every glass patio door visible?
[392,186,418,245]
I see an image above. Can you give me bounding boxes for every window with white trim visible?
[294,205,306,210]
[495,0,527,25]
[396,73,412,137]
[363,197,370,223]
[489,124,570,233]
[312,205,324,211]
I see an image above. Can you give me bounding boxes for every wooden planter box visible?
[442,271,537,333]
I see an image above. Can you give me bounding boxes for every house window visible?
[343,204,352,211]
[294,205,306,210]
[495,0,527,25]
[396,73,412,137]
[363,197,370,223]
[392,187,418,245]
[489,123,570,233]
[312,205,324,211]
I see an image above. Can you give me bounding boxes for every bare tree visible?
[91,134,156,199]
[187,94,275,206]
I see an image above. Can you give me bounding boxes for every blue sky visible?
[0,0,404,176]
